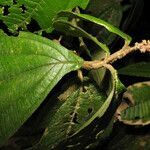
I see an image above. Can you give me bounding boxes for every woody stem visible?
[82,40,150,70]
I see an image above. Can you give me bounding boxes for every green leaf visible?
[53,21,107,87]
[53,18,109,87]
[0,30,83,145]
[120,81,150,125]
[56,11,132,45]
[37,65,125,149]
[118,62,150,78]
[76,64,125,133]
[0,0,89,33]
[37,78,107,149]
[0,0,13,5]
[53,20,109,53]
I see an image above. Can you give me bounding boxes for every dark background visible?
[115,0,150,86]
[100,1,150,149]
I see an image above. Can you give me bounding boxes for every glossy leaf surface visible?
[0,30,83,145]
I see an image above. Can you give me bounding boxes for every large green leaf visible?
[118,62,150,78]
[0,0,89,33]
[120,81,150,125]
[0,30,83,145]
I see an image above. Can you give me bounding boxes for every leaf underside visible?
[38,78,107,149]
[0,30,83,145]
[37,64,125,149]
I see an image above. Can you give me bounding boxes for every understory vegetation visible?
[0,0,150,149]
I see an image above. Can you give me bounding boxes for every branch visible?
[83,40,150,70]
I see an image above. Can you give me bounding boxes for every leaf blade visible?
[56,11,132,45]
[0,0,89,33]
[37,78,107,149]
[73,64,125,135]
[0,31,83,145]
[53,20,109,53]
[118,62,150,78]
[120,81,150,125]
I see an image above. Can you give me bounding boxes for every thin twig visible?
[83,40,150,70]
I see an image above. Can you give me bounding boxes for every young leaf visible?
[118,62,150,78]
[56,11,132,45]
[0,0,89,33]
[0,30,83,145]
[119,81,150,125]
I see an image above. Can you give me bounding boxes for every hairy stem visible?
[83,40,150,70]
